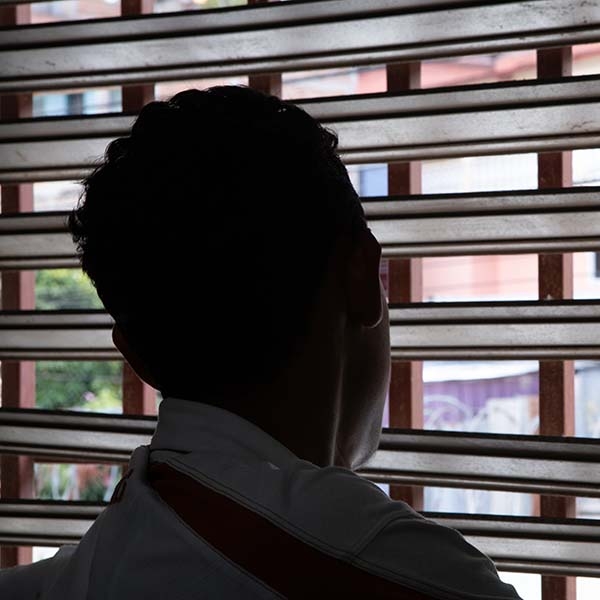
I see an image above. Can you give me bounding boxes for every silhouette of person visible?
[0,86,521,599]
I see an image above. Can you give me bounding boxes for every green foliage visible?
[79,476,110,502]
[35,464,72,500]
[35,360,122,411]
[35,463,118,501]
[36,269,102,310]
[35,269,121,411]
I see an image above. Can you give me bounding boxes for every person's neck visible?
[198,273,346,467]
[211,357,343,467]
[205,305,345,467]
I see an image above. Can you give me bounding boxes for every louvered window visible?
[1,2,600,599]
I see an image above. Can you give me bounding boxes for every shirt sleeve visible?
[0,546,76,600]
[355,512,523,600]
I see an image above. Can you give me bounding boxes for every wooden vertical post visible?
[248,0,282,96]
[0,1,34,570]
[120,0,157,417]
[537,47,576,600]
[386,63,424,510]
[248,73,282,97]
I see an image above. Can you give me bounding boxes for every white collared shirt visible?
[0,397,521,599]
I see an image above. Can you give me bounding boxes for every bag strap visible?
[148,461,438,599]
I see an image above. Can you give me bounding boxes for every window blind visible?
[1,1,600,598]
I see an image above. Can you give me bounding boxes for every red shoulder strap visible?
[148,462,438,599]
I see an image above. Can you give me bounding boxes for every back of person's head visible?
[69,85,365,397]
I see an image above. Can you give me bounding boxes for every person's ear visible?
[345,229,383,328]
[112,325,159,390]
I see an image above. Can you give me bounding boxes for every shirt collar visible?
[149,396,298,466]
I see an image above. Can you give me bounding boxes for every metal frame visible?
[2,2,600,594]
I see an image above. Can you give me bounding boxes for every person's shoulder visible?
[0,559,49,599]
[356,512,522,600]
[165,450,413,554]
[0,547,76,600]
[277,462,418,552]
[254,464,521,599]
[156,456,522,599]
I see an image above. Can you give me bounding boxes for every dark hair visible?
[69,85,364,395]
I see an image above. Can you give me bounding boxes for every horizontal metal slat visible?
[366,187,600,257]
[361,429,600,498]
[6,75,600,142]
[0,212,78,270]
[0,0,68,3]
[3,76,600,182]
[0,0,480,48]
[0,310,116,360]
[389,300,600,360]
[0,301,599,360]
[0,408,154,463]
[0,501,103,546]
[1,0,599,92]
[429,514,600,578]
[323,75,600,162]
[2,409,600,498]
[1,499,597,577]
[2,188,598,268]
